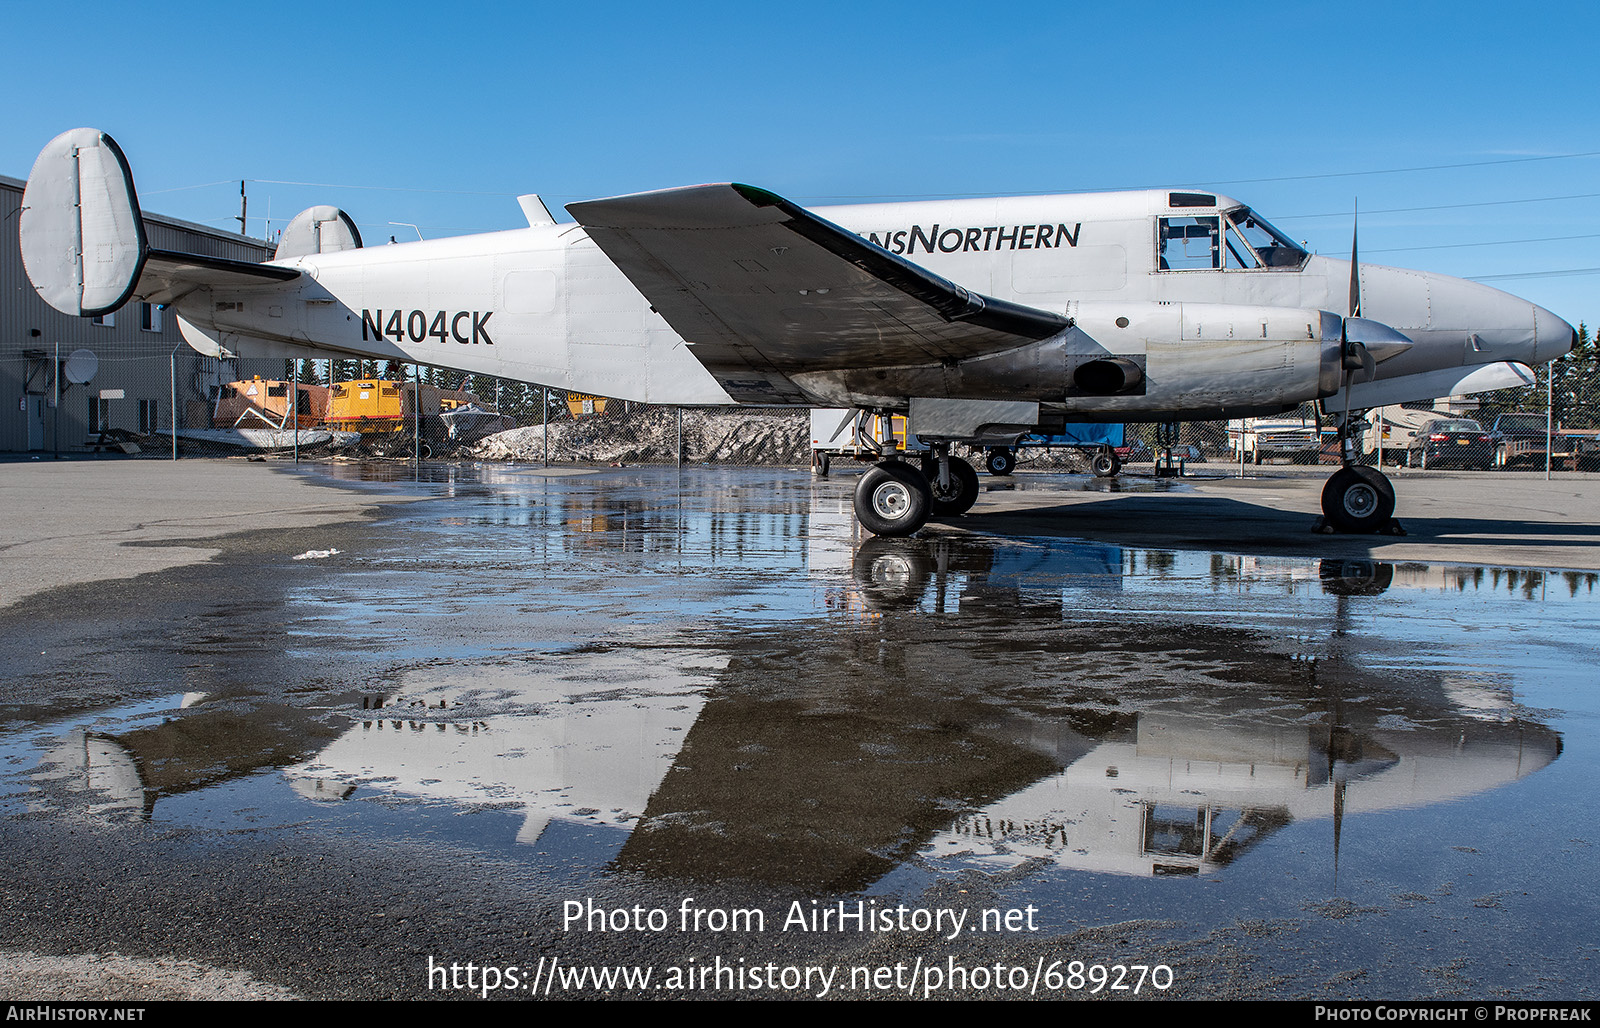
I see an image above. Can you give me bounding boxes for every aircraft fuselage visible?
[176,187,1572,422]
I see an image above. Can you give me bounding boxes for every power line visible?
[1468,267,1600,282]
[1368,233,1600,255]
[249,178,516,197]
[1204,150,1600,188]
[140,149,1600,205]
[1271,192,1600,222]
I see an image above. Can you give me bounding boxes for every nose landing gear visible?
[1318,412,1402,534]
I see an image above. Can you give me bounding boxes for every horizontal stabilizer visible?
[568,183,1071,403]
[138,250,301,306]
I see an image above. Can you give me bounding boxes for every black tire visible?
[814,452,831,477]
[928,456,980,516]
[985,448,1015,476]
[1090,451,1121,478]
[854,461,932,536]
[851,537,932,608]
[1321,466,1396,533]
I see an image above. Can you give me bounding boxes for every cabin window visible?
[1157,216,1220,270]
[268,384,288,397]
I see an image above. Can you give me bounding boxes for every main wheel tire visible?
[1090,451,1121,478]
[1321,466,1396,533]
[985,448,1015,476]
[854,461,932,536]
[928,456,980,516]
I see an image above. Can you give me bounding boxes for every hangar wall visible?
[0,174,276,453]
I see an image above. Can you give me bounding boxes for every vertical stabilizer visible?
[19,128,148,317]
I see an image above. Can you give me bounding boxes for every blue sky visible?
[4,0,1596,327]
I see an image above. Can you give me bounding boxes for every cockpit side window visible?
[1225,207,1309,269]
[1157,216,1221,271]
[1223,220,1261,270]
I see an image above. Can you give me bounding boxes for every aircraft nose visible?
[1534,304,1578,363]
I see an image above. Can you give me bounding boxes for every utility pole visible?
[236,181,247,236]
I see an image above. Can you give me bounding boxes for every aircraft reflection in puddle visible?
[282,651,721,846]
[12,651,721,852]
[9,528,1577,892]
[614,538,1565,888]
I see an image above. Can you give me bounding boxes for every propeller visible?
[1341,202,1378,384]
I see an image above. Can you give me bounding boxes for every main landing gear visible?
[854,444,978,536]
[1319,413,1399,534]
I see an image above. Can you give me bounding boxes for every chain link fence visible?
[28,342,1600,474]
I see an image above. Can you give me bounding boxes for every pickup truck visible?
[1228,415,1321,464]
[1487,412,1600,469]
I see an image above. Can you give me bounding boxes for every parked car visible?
[1114,440,1153,463]
[1405,418,1494,470]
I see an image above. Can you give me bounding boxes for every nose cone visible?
[1414,270,1574,366]
[1534,304,1578,364]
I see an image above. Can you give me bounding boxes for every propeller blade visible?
[1348,200,1361,319]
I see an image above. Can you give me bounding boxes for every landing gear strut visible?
[923,447,980,516]
[1153,421,1181,477]
[1319,412,1398,533]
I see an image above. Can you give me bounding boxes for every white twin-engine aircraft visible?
[20,128,1575,536]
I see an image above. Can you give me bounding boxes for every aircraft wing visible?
[568,184,1070,403]
[135,250,302,306]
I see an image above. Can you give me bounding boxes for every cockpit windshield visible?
[1224,207,1308,269]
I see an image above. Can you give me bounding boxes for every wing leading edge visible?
[567,183,1070,404]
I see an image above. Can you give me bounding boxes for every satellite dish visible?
[63,348,98,385]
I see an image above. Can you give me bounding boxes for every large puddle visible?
[3,465,1595,996]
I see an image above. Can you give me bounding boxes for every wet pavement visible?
[0,463,1596,1000]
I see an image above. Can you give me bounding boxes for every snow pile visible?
[470,408,808,465]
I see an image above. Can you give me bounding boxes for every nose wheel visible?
[1320,465,1396,533]
[1319,410,1401,534]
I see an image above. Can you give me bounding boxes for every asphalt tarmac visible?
[0,460,1596,1001]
